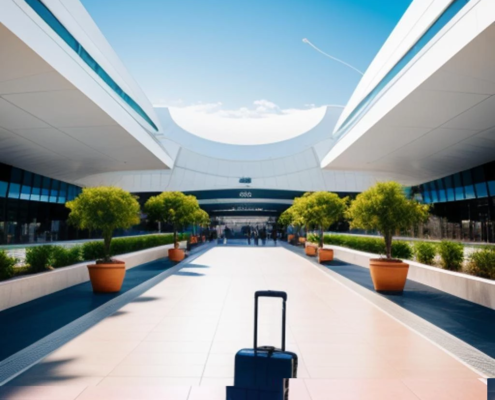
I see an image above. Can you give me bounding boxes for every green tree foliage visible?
[346,182,429,259]
[299,192,347,248]
[66,187,141,262]
[145,192,205,248]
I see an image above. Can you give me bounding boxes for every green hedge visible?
[81,233,189,260]
[467,247,495,279]
[25,245,55,273]
[322,234,413,260]
[0,250,17,281]
[438,240,464,271]
[413,241,437,265]
[23,233,188,274]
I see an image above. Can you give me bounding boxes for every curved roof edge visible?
[155,106,342,162]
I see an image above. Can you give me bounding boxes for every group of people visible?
[246,226,278,246]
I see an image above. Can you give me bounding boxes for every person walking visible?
[271,227,278,246]
[247,226,251,245]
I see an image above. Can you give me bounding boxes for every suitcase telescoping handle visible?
[254,290,287,352]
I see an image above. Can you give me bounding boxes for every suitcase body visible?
[233,291,298,398]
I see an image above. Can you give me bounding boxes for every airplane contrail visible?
[302,38,364,76]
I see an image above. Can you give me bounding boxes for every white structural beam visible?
[322,0,495,186]
[0,0,173,183]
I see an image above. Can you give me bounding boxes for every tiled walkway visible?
[1,246,488,399]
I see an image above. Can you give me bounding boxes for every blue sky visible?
[82,0,412,113]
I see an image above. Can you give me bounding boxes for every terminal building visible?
[1,0,494,243]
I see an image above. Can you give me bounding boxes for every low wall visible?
[0,241,186,312]
[327,245,495,310]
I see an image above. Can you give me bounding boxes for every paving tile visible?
[96,377,200,386]
[108,364,204,377]
[304,378,421,400]
[0,386,86,400]
[402,378,486,400]
[76,386,190,400]
[6,247,484,400]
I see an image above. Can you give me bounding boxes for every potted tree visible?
[197,209,210,242]
[280,196,307,245]
[302,192,347,263]
[346,181,429,292]
[145,192,202,262]
[66,186,140,293]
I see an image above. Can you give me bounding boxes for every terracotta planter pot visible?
[168,248,185,262]
[305,244,317,257]
[87,261,126,293]
[299,237,306,244]
[318,248,334,263]
[369,258,409,293]
[288,234,295,242]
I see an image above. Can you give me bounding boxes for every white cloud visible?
[156,100,344,145]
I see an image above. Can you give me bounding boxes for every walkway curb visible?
[281,242,495,379]
[0,242,215,386]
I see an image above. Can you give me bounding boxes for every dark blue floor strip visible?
[324,260,495,359]
[0,244,205,363]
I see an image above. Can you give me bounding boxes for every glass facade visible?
[411,161,495,242]
[25,0,158,132]
[413,161,495,205]
[0,163,82,244]
[334,0,471,141]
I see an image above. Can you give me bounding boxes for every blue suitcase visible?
[233,291,298,399]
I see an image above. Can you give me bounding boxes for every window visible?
[462,170,476,199]
[485,162,495,197]
[41,177,51,202]
[444,176,455,202]
[421,184,431,204]
[49,180,59,203]
[58,182,67,204]
[436,179,446,202]
[472,166,488,198]
[453,173,465,201]
[429,182,439,203]
[0,181,7,198]
[30,174,42,201]
[20,171,32,200]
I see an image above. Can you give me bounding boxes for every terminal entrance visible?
[212,216,277,239]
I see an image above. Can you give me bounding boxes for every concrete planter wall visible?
[0,241,186,312]
[326,245,495,311]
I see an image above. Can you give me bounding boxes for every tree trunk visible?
[319,225,324,248]
[384,232,392,259]
[174,229,178,249]
[103,231,112,262]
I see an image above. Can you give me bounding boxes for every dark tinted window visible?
[436,179,446,202]
[58,182,67,204]
[472,166,488,198]
[429,182,439,203]
[20,171,32,200]
[31,174,42,201]
[462,170,475,199]
[444,176,455,201]
[41,177,51,202]
[453,173,465,201]
[50,180,59,203]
